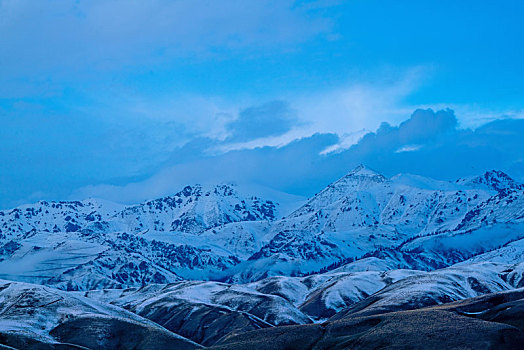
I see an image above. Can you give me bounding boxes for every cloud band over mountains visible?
[71,109,524,205]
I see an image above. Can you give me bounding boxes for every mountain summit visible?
[346,164,384,177]
[456,170,523,192]
[327,164,387,191]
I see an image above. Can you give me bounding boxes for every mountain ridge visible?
[1,165,524,348]
[1,165,523,288]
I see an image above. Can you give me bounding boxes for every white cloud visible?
[212,66,430,153]
[65,66,432,158]
[320,129,368,155]
[416,104,524,129]
[295,66,429,133]
[395,144,422,153]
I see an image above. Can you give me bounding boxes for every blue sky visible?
[1,0,523,208]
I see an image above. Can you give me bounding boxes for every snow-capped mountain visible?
[0,183,287,239]
[223,166,523,281]
[1,166,523,288]
[1,165,524,348]
[112,184,282,234]
[0,184,300,286]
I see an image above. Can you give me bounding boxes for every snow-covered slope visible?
[0,279,200,349]
[79,280,311,345]
[332,262,517,319]
[223,167,523,281]
[1,166,523,287]
[0,184,298,286]
[0,198,124,238]
[111,184,284,235]
[247,269,423,320]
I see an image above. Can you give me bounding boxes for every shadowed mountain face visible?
[1,166,524,349]
[3,261,524,349]
[209,289,524,350]
[79,281,311,346]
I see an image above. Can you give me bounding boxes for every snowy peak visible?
[456,170,523,192]
[0,182,280,239]
[326,164,386,191]
[334,164,387,187]
[347,164,384,178]
[287,164,387,220]
[112,182,279,234]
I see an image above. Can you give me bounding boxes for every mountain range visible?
[1,165,524,349]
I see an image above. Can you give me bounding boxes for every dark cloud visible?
[74,109,524,204]
[354,108,458,154]
[330,109,524,182]
[225,101,298,142]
